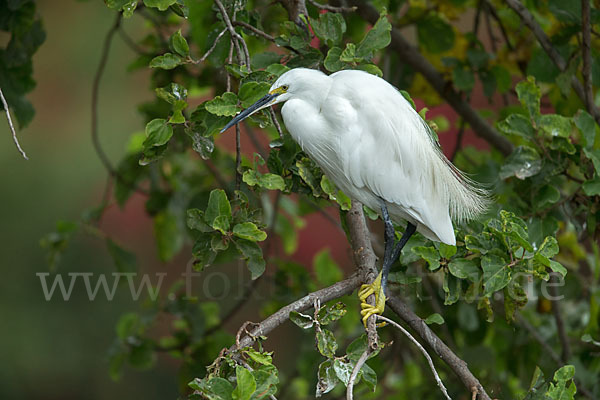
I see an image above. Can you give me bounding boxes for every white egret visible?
[221,68,487,323]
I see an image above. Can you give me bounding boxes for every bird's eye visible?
[281,85,289,91]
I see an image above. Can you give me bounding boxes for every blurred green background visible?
[0,2,178,398]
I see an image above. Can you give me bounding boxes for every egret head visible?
[220,68,324,133]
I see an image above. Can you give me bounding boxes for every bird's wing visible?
[326,71,456,244]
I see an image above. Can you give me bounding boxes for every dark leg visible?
[378,199,417,293]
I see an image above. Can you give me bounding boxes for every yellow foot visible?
[358,271,386,327]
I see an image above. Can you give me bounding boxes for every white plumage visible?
[223,68,488,246]
[275,68,487,245]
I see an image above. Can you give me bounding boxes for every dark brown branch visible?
[0,87,28,160]
[233,275,361,349]
[581,0,594,112]
[235,124,242,191]
[504,0,600,124]
[348,0,513,156]
[278,0,309,27]
[386,296,492,400]
[214,0,251,68]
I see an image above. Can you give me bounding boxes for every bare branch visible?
[0,87,28,160]
[581,0,594,112]
[346,348,369,400]
[348,0,513,156]
[269,108,284,139]
[197,28,228,63]
[548,274,571,362]
[504,0,600,124]
[308,0,356,13]
[214,0,251,68]
[377,315,452,400]
[235,124,242,191]
[386,296,492,400]
[232,275,361,350]
[233,20,276,42]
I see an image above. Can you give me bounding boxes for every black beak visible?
[220,92,280,133]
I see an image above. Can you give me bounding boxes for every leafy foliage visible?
[32,0,600,399]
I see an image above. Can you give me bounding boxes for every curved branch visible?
[347,0,514,156]
[386,296,492,400]
[0,87,28,160]
[346,348,369,400]
[377,315,452,400]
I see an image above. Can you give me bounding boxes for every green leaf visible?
[448,258,480,282]
[584,148,600,175]
[535,185,561,209]
[233,366,256,400]
[317,302,347,325]
[234,239,266,279]
[417,14,455,53]
[547,365,577,400]
[186,209,212,232]
[143,118,173,148]
[206,92,239,116]
[154,210,183,262]
[143,0,176,11]
[116,312,142,340]
[106,239,137,273]
[583,178,600,196]
[492,65,511,93]
[443,272,461,305]
[313,249,343,286]
[149,53,183,69]
[498,113,536,139]
[438,243,457,259]
[333,359,353,386]
[192,233,217,270]
[310,12,346,47]
[289,311,314,329]
[204,189,232,228]
[574,109,597,149]
[453,67,475,92]
[238,82,271,108]
[424,313,445,325]
[324,47,344,72]
[499,145,542,180]
[516,77,541,122]
[189,377,234,400]
[212,215,231,235]
[170,30,189,57]
[316,329,338,357]
[316,360,338,396]
[356,12,391,59]
[233,222,267,242]
[539,114,572,138]
[412,246,440,270]
[482,254,510,295]
[243,170,286,191]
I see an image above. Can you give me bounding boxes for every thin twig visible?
[198,28,228,63]
[118,26,147,55]
[515,313,562,364]
[0,87,28,160]
[581,0,594,112]
[346,348,370,400]
[548,274,572,362]
[233,20,276,42]
[214,0,251,68]
[377,315,452,400]
[308,0,356,13]
[269,108,284,139]
[243,122,267,160]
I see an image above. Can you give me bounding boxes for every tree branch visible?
[0,87,28,160]
[347,0,514,156]
[346,201,379,350]
[581,0,594,112]
[386,296,492,400]
[504,0,600,124]
[377,315,452,400]
[308,0,356,13]
[232,275,361,349]
[346,348,369,400]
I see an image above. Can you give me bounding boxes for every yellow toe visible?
[358,272,386,327]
